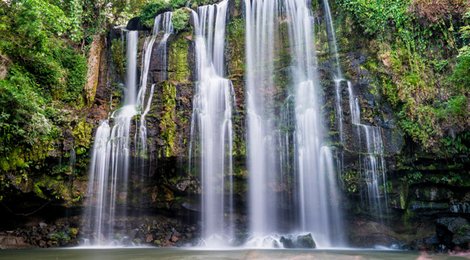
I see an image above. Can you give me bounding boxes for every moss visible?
[111,39,125,78]
[72,120,93,150]
[160,82,177,157]
[168,33,190,82]
[32,174,83,205]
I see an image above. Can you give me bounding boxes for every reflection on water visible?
[0,249,466,260]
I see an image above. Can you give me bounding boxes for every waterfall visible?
[285,0,344,247]
[245,0,344,247]
[190,0,235,246]
[137,12,173,159]
[245,0,280,237]
[322,0,344,143]
[82,12,173,245]
[321,0,388,219]
[347,83,388,218]
[82,30,138,245]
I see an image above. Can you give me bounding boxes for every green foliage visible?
[339,0,469,152]
[342,170,360,193]
[172,8,190,33]
[338,0,410,36]
[0,66,58,172]
[140,0,217,28]
[56,47,87,103]
[72,120,93,150]
[111,39,126,77]
[441,131,470,155]
[140,0,172,28]
[449,55,470,92]
[0,0,98,203]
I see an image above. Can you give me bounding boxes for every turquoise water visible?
[0,249,466,260]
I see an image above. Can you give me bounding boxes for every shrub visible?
[140,0,171,28]
[172,8,190,33]
[409,0,468,24]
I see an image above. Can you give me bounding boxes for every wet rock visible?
[348,219,404,248]
[279,236,294,248]
[435,217,470,249]
[414,187,453,202]
[0,235,30,249]
[295,233,316,248]
[126,17,148,31]
[437,217,469,233]
[279,234,316,249]
[450,202,470,213]
[145,234,154,243]
[170,234,179,243]
[409,201,449,213]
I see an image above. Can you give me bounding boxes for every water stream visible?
[190,0,235,247]
[82,12,173,245]
[245,0,344,247]
[320,0,388,219]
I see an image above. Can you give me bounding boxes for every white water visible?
[285,0,345,247]
[321,0,388,219]
[83,30,138,245]
[83,12,174,245]
[137,12,173,157]
[245,0,280,236]
[321,0,345,143]
[125,32,138,105]
[245,0,345,247]
[347,83,388,218]
[190,0,235,246]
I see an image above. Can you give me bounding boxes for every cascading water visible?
[82,30,138,245]
[245,0,281,239]
[321,0,388,219]
[245,0,344,248]
[285,0,345,247]
[190,0,235,246]
[321,0,344,144]
[347,83,388,218]
[137,12,173,159]
[82,12,173,245]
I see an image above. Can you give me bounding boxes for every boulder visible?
[0,235,30,249]
[436,217,470,249]
[295,233,316,248]
[279,234,316,249]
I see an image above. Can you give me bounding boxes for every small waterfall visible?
[125,31,139,105]
[321,0,388,219]
[83,12,173,246]
[137,12,173,158]
[190,0,235,246]
[322,0,344,143]
[82,30,138,245]
[347,83,388,218]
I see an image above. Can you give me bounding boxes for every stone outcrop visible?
[0,52,9,80]
[84,35,105,104]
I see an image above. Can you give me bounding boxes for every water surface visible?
[0,248,466,260]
